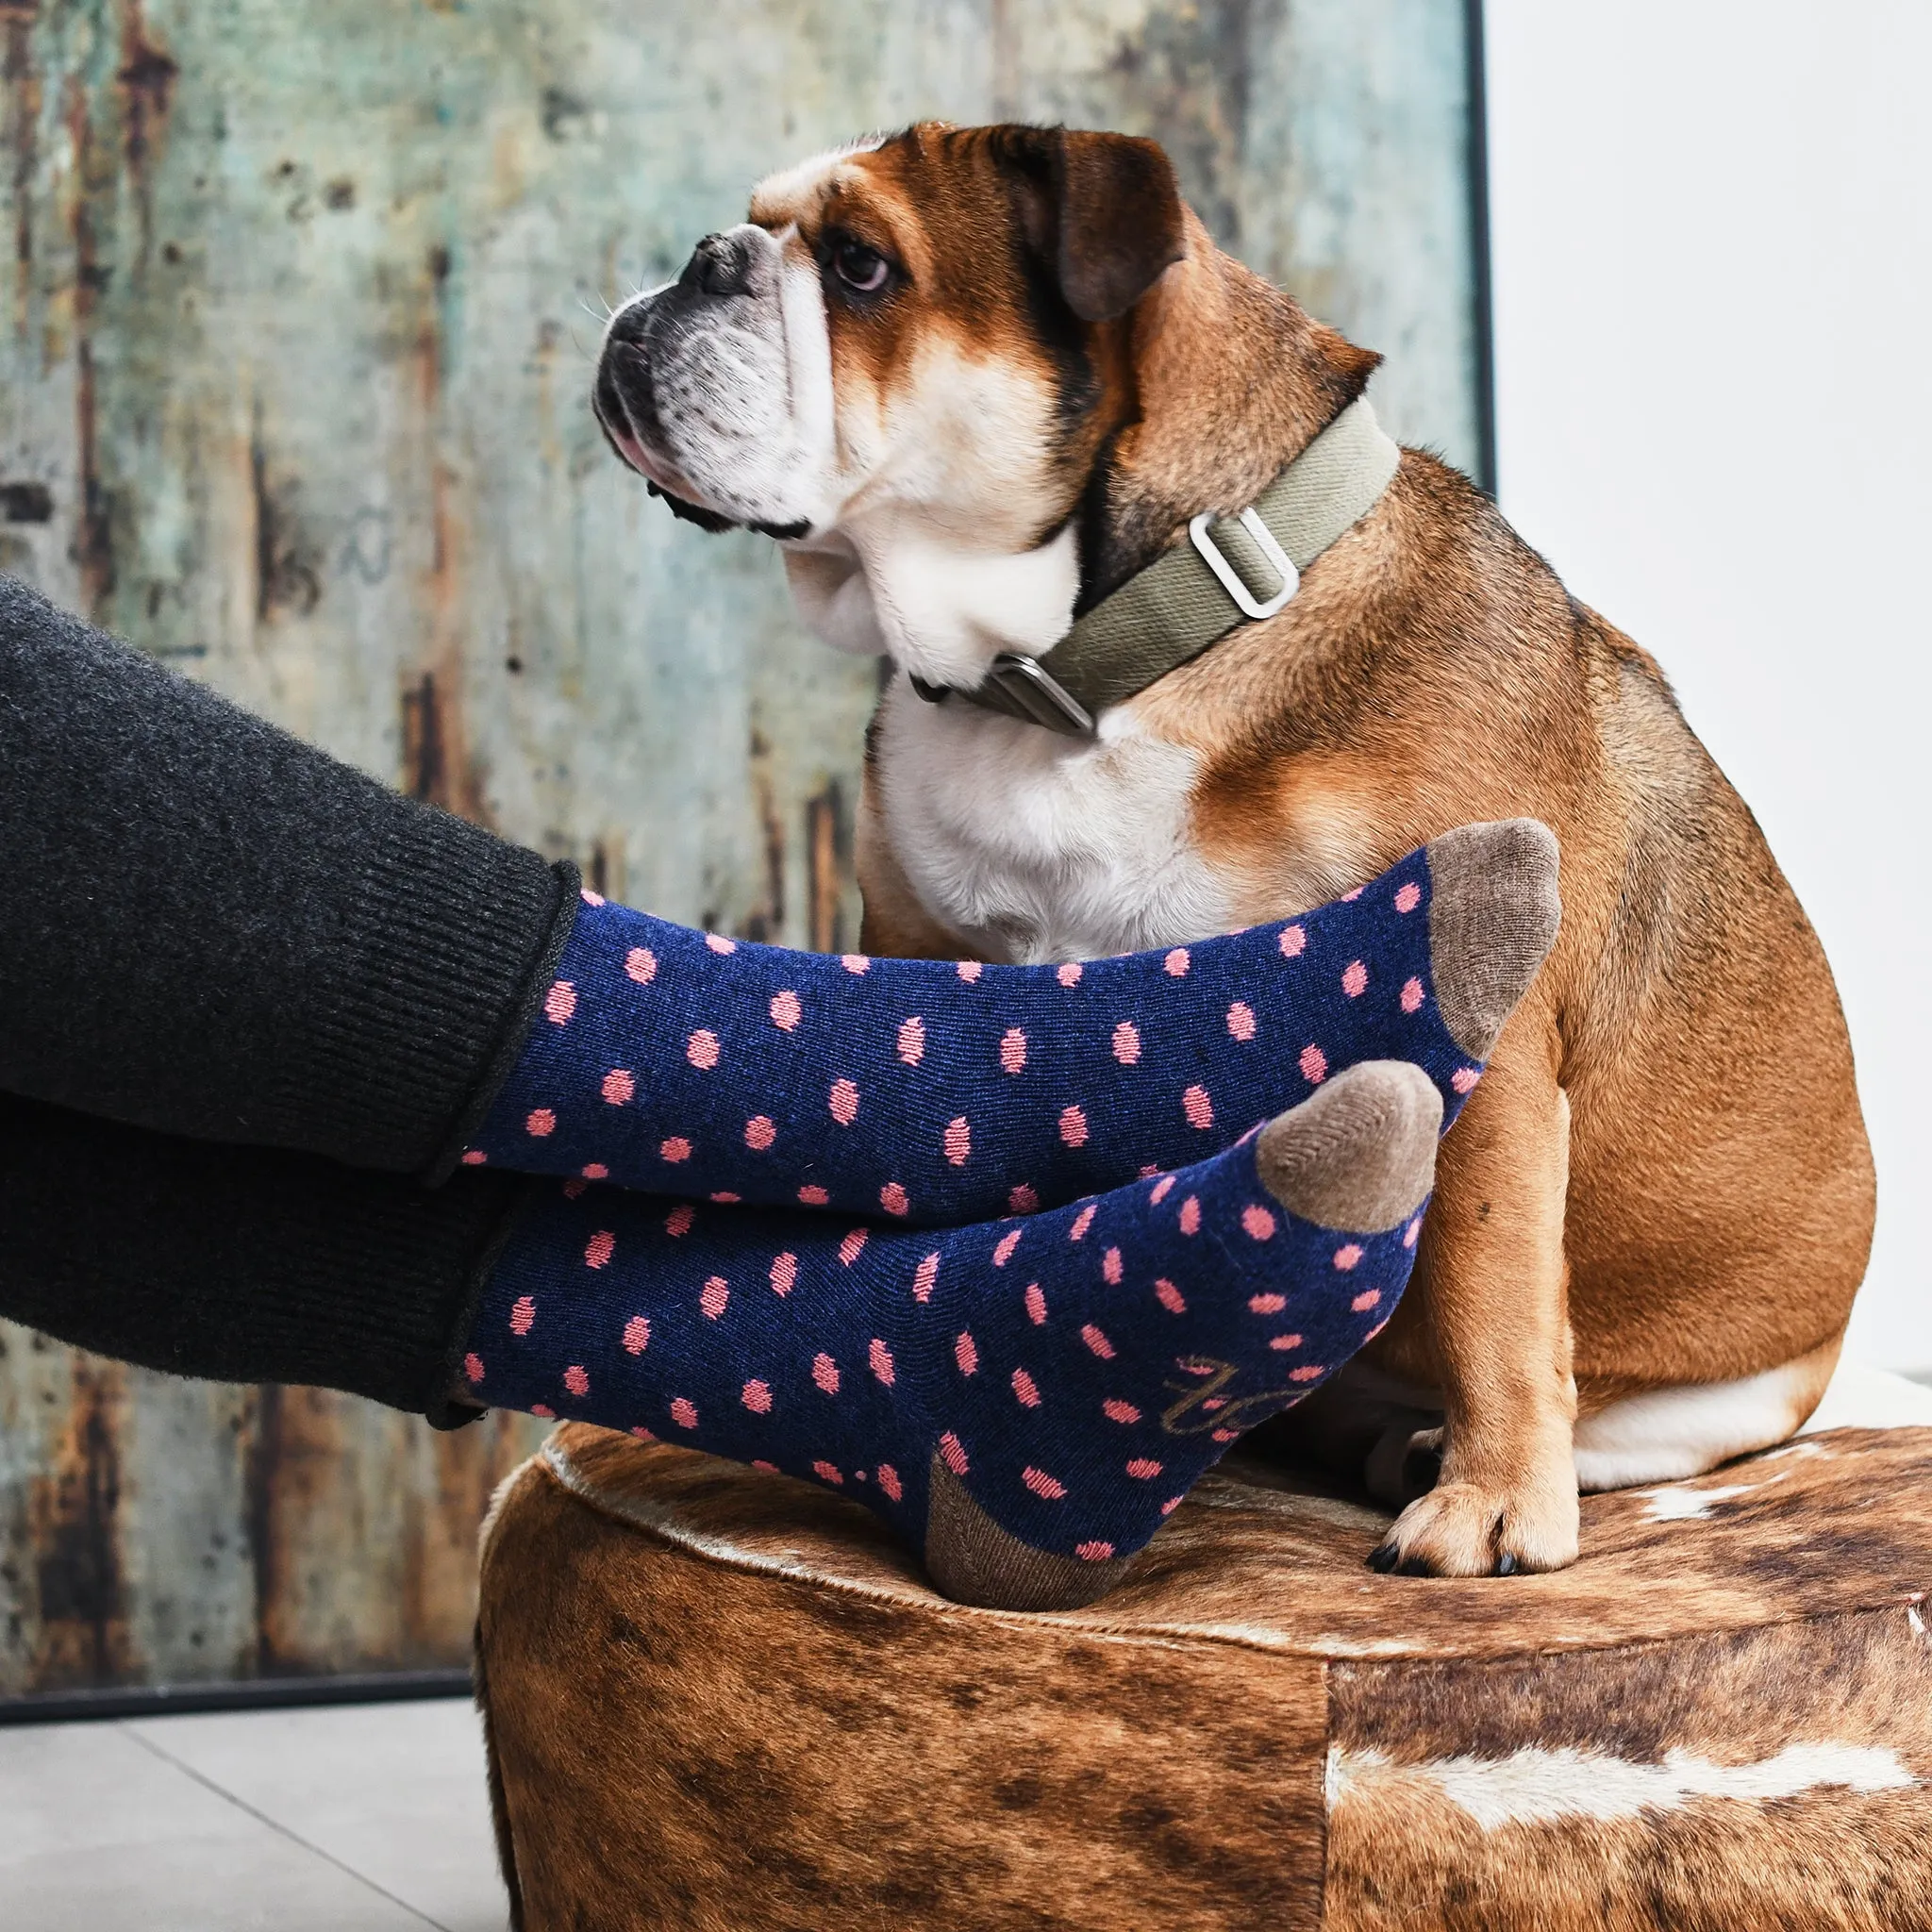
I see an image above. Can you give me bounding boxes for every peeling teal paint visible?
[0,0,1480,1694]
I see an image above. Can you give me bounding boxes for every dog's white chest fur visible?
[871,674,1234,963]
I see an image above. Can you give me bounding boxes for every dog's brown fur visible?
[754,126,1875,1576]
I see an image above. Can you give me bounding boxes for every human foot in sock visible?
[463,821,1551,1225]
[464,1060,1441,1610]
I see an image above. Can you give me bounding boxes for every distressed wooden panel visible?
[0,0,1480,1694]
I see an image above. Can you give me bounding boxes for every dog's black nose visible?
[683,231,752,299]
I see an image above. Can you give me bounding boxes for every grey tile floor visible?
[0,1698,508,1932]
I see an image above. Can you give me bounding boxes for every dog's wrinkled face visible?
[594,125,1186,680]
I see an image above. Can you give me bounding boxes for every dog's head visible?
[595,125,1378,688]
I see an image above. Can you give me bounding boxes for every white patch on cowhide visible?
[1328,1741,1917,1829]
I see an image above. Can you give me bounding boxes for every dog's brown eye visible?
[832,239,890,294]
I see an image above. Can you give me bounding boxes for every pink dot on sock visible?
[1226,1001,1257,1041]
[460,1150,486,1165]
[1452,1066,1480,1094]
[877,1463,903,1501]
[841,953,870,974]
[1268,1333,1303,1351]
[1183,1085,1214,1129]
[1000,1027,1027,1074]
[1059,1105,1089,1147]
[463,1353,484,1384]
[1011,1368,1041,1407]
[664,1204,695,1237]
[1179,1197,1202,1236]
[1008,1184,1039,1215]
[525,1108,556,1138]
[1352,1289,1381,1312]
[1105,1399,1141,1424]
[1126,1457,1162,1478]
[603,1068,637,1104]
[687,1029,721,1070]
[1290,1365,1324,1383]
[705,932,736,954]
[957,960,983,982]
[1405,1215,1423,1248]
[1069,1205,1096,1242]
[898,1016,926,1065]
[710,1191,739,1204]
[625,947,657,984]
[797,1184,829,1206]
[993,1229,1023,1267]
[1299,1044,1328,1084]
[509,1296,536,1336]
[812,1352,841,1394]
[1334,1243,1363,1271]
[1241,1205,1277,1241]
[1081,1324,1115,1359]
[660,1137,691,1163]
[562,1177,588,1199]
[1057,961,1083,987]
[838,1229,868,1266]
[912,1253,940,1302]
[1150,1174,1176,1205]
[1102,1246,1124,1285]
[1111,1021,1141,1064]
[633,1427,658,1441]
[940,1432,969,1474]
[1395,880,1422,913]
[1249,1291,1287,1314]
[623,1315,650,1355]
[1024,1283,1047,1325]
[1342,959,1368,998]
[1076,1541,1114,1561]
[770,1252,797,1295]
[879,1182,909,1217]
[1341,886,1364,902]
[744,1115,776,1151]
[1023,1467,1066,1500]
[1155,1278,1187,1313]
[829,1078,859,1124]
[1279,924,1307,958]
[698,1276,729,1319]
[870,1338,895,1386]
[747,1453,773,1467]
[529,1403,555,1419]
[543,981,576,1024]
[563,1365,590,1396]
[1401,975,1425,1013]
[669,1396,698,1428]
[942,1116,972,1166]
[579,887,605,907]
[813,1459,844,1485]
[1365,1319,1388,1342]
[581,1162,608,1181]
[584,1230,616,1270]
[1212,1427,1239,1441]
[741,1379,772,1413]
[1161,1495,1183,1515]
[770,989,801,1030]
[955,1331,978,1375]
[1164,947,1191,977]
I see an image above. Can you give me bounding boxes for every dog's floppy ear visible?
[998,126,1187,324]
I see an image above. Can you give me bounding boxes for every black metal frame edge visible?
[0,1667,474,1727]
[1465,0,1498,498]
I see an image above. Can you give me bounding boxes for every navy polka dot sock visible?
[466,821,1556,1224]
[465,1061,1441,1609]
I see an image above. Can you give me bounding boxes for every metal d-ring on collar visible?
[910,395,1403,739]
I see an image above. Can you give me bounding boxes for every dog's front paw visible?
[1366,1471,1579,1577]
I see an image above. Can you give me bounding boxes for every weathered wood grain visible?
[0,0,1480,1693]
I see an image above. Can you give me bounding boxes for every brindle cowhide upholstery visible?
[475,1424,1932,1931]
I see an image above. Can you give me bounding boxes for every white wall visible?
[1485,3,1932,1365]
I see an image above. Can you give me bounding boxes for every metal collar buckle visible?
[1188,507,1300,620]
[977,652,1096,737]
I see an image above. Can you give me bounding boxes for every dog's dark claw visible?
[1493,1552,1519,1576]
[1397,1556,1435,1577]
[1366,1542,1399,1573]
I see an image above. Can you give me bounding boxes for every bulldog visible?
[590,123,1874,1576]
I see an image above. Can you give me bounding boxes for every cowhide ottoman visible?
[475,1421,1932,1931]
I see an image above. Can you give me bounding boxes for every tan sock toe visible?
[1424,818,1561,1058]
[1255,1060,1441,1232]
